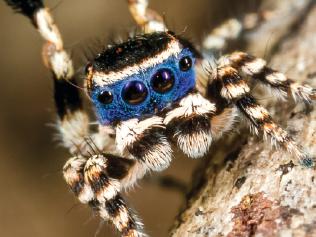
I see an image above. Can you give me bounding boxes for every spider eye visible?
[98,90,113,104]
[179,56,192,71]
[122,81,148,105]
[151,69,175,93]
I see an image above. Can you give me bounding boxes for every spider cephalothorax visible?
[87,31,197,125]
[5,0,315,237]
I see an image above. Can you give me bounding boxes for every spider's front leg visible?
[115,116,172,172]
[63,154,145,237]
[209,60,315,167]
[163,92,217,158]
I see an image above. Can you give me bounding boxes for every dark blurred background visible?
[0,0,262,236]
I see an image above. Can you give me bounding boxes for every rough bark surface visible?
[171,2,316,237]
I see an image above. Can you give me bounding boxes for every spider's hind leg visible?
[211,64,314,167]
[227,51,316,103]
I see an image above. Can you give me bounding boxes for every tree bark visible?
[171,2,316,237]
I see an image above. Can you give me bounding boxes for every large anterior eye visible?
[151,69,175,93]
[98,90,113,104]
[122,81,148,105]
[179,56,192,71]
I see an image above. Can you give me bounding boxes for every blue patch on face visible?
[91,49,196,125]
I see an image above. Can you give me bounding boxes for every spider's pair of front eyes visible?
[97,56,193,105]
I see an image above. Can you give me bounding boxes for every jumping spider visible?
[4,0,315,236]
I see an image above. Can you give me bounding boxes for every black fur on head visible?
[91,31,201,74]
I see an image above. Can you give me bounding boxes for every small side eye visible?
[179,56,192,71]
[122,81,148,105]
[151,69,175,93]
[98,91,113,104]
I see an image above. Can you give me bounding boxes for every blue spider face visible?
[87,32,198,125]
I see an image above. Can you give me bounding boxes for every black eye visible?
[179,56,192,71]
[122,81,148,105]
[98,90,113,104]
[151,69,175,93]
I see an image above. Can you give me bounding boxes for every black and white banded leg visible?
[226,51,316,103]
[63,154,146,237]
[164,92,217,158]
[210,65,314,167]
[116,116,172,172]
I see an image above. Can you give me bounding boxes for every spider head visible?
[86,31,198,125]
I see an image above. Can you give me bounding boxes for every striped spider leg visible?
[207,52,315,166]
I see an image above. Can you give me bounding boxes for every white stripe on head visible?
[92,40,182,87]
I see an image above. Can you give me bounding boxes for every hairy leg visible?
[209,64,314,167]
[63,154,146,237]
[163,92,216,158]
[116,116,172,172]
[225,51,316,102]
